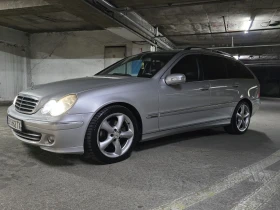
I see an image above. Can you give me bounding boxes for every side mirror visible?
[165,74,186,86]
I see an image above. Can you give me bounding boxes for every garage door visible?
[104,46,126,68]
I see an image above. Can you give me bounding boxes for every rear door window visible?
[200,55,227,80]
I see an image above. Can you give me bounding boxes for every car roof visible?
[140,48,233,59]
[140,50,181,55]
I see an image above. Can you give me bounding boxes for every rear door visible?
[199,55,239,120]
[159,54,212,131]
[227,59,258,99]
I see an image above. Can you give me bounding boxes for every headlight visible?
[41,94,77,117]
[41,100,56,114]
[13,96,18,105]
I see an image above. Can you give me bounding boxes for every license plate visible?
[7,116,22,132]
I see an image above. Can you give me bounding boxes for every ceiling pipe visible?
[91,0,174,50]
[157,27,280,37]
[245,63,280,66]
[94,0,155,37]
[209,43,280,49]
[245,61,280,66]
[245,13,256,34]
[222,16,227,32]
[82,0,157,47]
[115,0,243,12]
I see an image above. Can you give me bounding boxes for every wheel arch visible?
[90,102,143,134]
[239,98,253,113]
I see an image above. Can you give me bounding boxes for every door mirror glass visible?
[165,74,186,85]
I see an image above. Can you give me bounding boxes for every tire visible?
[224,101,251,135]
[84,105,140,164]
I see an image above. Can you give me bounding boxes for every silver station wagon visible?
[7,47,260,163]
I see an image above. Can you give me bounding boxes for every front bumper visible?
[7,105,94,154]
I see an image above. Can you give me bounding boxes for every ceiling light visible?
[244,20,252,34]
[233,55,239,60]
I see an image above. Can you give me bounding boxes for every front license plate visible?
[7,116,22,132]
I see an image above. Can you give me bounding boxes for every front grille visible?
[13,130,42,141]
[15,95,39,114]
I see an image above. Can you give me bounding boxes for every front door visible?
[159,54,212,131]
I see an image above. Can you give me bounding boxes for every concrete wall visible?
[0,28,152,101]
[0,26,29,102]
[132,43,151,55]
[30,30,151,85]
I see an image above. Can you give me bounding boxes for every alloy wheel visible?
[236,104,250,132]
[97,113,134,158]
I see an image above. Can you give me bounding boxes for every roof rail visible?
[184,46,233,58]
[211,50,233,57]
[184,46,208,50]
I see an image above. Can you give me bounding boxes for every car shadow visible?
[135,128,275,153]
[24,128,275,166]
[23,144,102,166]
[135,128,226,152]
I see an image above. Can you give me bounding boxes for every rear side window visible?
[226,59,254,79]
[237,63,255,79]
[171,55,199,82]
[200,55,227,80]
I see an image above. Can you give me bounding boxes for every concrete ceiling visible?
[0,0,280,53]
[109,0,280,48]
[0,0,118,32]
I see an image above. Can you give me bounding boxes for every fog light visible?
[47,136,55,144]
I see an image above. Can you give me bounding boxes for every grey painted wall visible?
[0,26,153,102]
[249,65,280,98]
[30,31,151,85]
[0,26,29,102]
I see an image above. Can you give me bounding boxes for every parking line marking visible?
[231,170,280,210]
[153,150,280,210]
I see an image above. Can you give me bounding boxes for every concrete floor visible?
[1,98,280,210]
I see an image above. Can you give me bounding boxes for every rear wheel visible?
[224,101,251,135]
[84,105,140,164]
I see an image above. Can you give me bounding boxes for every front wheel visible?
[224,101,251,135]
[84,105,140,164]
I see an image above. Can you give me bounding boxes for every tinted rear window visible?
[226,59,254,79]
[200,55,227,80]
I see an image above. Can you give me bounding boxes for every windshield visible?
[96,52,176,78]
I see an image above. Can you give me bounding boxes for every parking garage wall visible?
[30,30,149,85]
[249,65,280,98]
[0,26,29,103]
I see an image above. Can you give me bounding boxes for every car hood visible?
[19,76,146,100]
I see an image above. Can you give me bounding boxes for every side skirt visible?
[141,118,231,142]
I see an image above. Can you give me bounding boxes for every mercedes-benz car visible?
[7,48,260,163]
